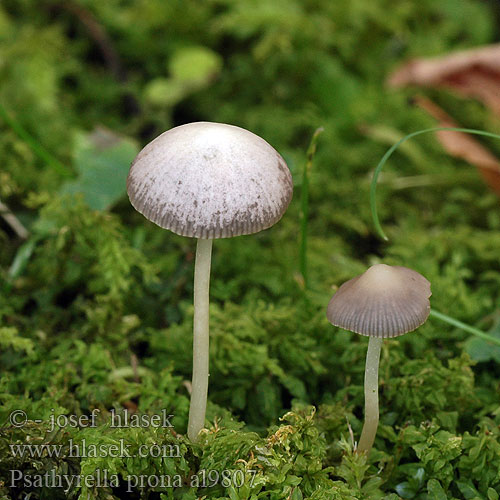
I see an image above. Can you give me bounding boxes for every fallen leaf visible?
[61,127,139,211]
[465,316,500,364]
[388,44,500,115]
[413,95,500,196]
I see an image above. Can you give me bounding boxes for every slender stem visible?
[187,238,213,442]
[429,309,500,347]
[357,337,383,455]
[299,127,324,289]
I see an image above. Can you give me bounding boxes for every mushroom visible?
[326,264,431,455]
[127,122,293,442]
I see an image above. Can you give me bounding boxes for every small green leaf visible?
[427,479,447,500]
[488,487,499,500]
[464,320,500,363]
[8,236,39,280]
[395,481,417,499]
[456,480,482,499]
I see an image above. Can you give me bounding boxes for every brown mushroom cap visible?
[326,264,431,338]
[127,122,293,239]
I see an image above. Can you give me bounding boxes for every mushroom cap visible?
[326,264,431,338]
[127,122,293,239]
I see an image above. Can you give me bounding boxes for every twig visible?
[0,198,29,239]
[54,2,140,116]
[57,2,125,82]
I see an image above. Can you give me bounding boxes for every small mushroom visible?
[326,263,431,455]
[127,122,293,442]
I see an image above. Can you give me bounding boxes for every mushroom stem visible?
[187,238,213,442]
[357,336,383,455]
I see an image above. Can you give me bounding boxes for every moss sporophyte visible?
[127,121,293,442]
[327,264,431,455]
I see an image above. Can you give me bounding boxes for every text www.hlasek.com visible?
[9,438,181,459]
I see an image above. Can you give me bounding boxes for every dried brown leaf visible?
[414,95,500,196]
[388,44,500,115]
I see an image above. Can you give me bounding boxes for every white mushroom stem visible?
[187,238,213,442]
[357,336,383,455]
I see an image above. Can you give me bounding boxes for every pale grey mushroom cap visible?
[326,264,431,338]
[127,122,293,238]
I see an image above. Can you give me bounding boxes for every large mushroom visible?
[127,122,293,441]
[326,264,431,455]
